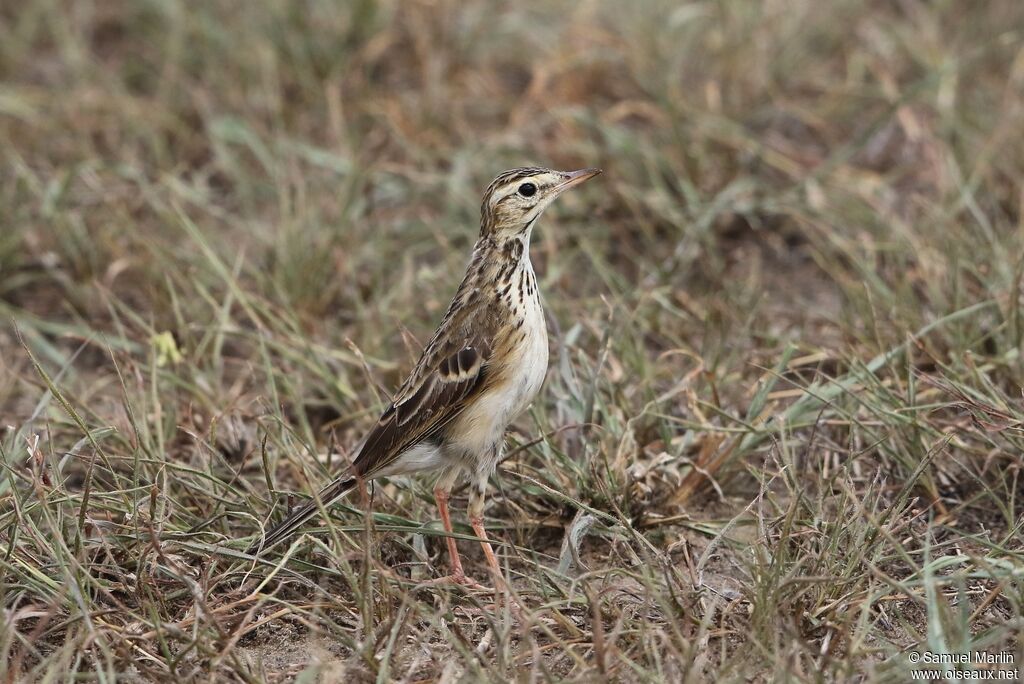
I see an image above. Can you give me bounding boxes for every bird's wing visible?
[247,339,491,555]
[352,334,494,477]
[246,338,492,555]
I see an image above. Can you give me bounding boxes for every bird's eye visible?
[518,182,537,197]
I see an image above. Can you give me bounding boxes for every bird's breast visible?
[495,292,549,417]
[446,267,549,461]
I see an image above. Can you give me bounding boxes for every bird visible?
[248,166,602,589]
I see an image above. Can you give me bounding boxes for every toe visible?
[417,574,493,592]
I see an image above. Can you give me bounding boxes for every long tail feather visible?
[247,477,356,555]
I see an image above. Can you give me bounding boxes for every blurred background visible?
[3,0,1024,680]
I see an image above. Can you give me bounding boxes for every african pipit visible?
[249,166,602,588]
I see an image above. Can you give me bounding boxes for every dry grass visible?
[3,0,1024,681]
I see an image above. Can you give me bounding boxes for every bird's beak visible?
[554,167,602,194]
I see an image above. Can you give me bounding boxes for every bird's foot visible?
[419,572,493,592]
[416,574,524,620]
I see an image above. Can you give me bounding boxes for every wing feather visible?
[352,340,490,477]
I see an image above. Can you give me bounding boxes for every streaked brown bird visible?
[248,166,601,589]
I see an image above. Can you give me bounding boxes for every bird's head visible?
[479,166,601,240]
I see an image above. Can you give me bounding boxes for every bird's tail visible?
[247,477,357,555]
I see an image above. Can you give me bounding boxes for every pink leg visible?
[469,515,508,592]
[467,472,522,613]
[470,514,522,616]
[421,487,488,589]
[435,487,466,580]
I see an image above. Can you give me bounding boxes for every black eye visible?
[518,182,537,197]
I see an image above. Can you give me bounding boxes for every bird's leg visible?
[434,486,467,580]
[468,516,505,588]
[468,478,508,593]
[426,487,486,590]
[468,477,523,617]
[419,473,488,590]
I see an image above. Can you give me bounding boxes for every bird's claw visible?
[418,573,493,592]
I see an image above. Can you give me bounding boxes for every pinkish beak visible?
[554,168,602,194]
